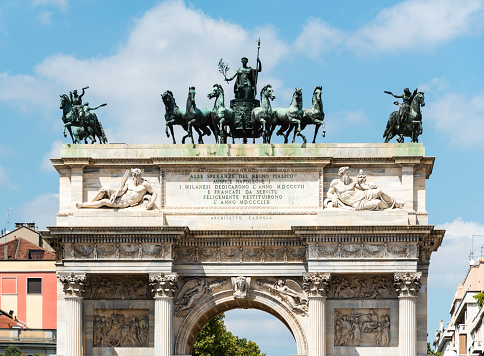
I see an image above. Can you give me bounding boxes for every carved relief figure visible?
[334,308,390,347]
[174,278,227,317]
[324,167,404,210]
[328,275,396,300]
[233,276,249,299]
[256,278,308,315]
[93,309,149,347]
[77,168,157,210]
[84,276,152,300]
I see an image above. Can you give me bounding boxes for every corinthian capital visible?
[303,272,331,297]
[394,272,422,297]
[59,273,86,298]
[149,273,179,298]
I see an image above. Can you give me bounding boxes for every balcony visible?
[469,340,484,355]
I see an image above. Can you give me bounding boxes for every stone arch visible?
[174,290,308,355]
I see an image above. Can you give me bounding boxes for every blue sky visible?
[1,0,484,354]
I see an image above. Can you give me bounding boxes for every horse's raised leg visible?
[313,124,320,144]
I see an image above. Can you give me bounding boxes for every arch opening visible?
[174,292,307,355]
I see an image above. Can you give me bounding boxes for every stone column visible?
[394,272,422,356]
[150,273,179,356]
[303,273,331,356]
[59,274,86,356]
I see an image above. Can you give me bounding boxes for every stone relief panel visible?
[334,308,390,347]
[324,167,404,210]
[174,278,228,317]
[84,275,153,300]
[328,275,397,299]
[82,168,159,210]
[174,245,306,263]
[255,278,308,316]
[309,242,416,260]
[93,309,149,347]
[64,242,169,260]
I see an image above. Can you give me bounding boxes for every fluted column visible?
[303,273,331,356]
[59,274,86,356]
[394,272,421,356]
[150,273,179,356]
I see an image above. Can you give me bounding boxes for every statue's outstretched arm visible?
[225,70,238,82]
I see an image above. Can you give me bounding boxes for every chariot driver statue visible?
[70,86,89,124]
[384,87,417,130]
[224,56,262,99]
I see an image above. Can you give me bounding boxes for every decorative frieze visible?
[256,278,308,315]
[174,278,227,317]
[303,272,331,297]
[93,309,149,347]
[64,242,169,260]
[174,245,306,263]
[394,272,422,297]
[149,274,179,298]
[59,273,86,298]
[334,308,391,347]
[84,275,152,300]
[308,242,416,259]
[328,275,397,299]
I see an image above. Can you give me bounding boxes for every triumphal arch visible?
[44,142,443,356]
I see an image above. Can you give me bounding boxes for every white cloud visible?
[41,140,63,171]
[20,193,59,230]
[225,309,296,349]
[0,165,19,191]
[295,0,484,56]
[425,91,484,147]
[37,10,53,25]
[0,1,289,144]
[324,110,368,134]
[428,218,484,289]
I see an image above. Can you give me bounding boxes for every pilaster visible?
[303,272,331,356]
[59,273,86,356]
[394,272,422,356]
[150,273,179,356]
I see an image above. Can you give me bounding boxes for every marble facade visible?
[42,143,444,356]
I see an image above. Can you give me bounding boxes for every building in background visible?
[434,260,484,355]
[0,224,57,355]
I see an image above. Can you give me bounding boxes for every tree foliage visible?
[427,342,442,355]
[193,313,266,356]
[474,291,484,308]
[1,346,24,356]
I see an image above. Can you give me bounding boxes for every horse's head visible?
[188,86,196,101]
[414,92,425,107]
[261,84,275,101]
[207,84,223,99]
[313,86,322,99]
[59,94,70,109]
[161,90,174,105]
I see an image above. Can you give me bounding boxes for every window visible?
[28,250,44,260]
[1,277,17,294]
[27,278,42,294]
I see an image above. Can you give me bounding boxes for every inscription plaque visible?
[165,170,320,208]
